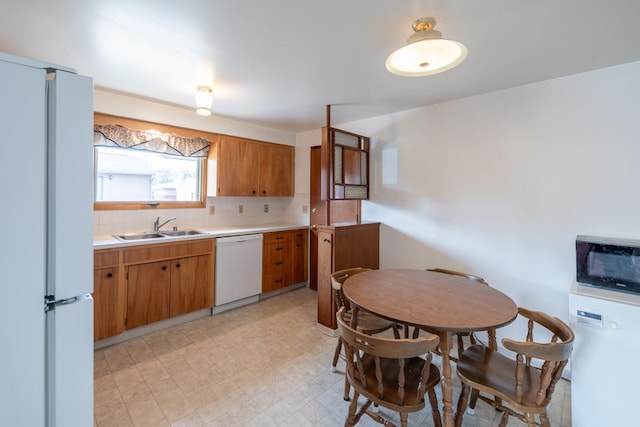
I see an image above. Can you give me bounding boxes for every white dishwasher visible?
[215,234,263,306]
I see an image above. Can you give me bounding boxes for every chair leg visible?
[345,391,360,426]
[400,411,408,427]
[455,383,470,427]
[525,413,536,427]
[428,389,442,427]
[498,410,510,427]
[343,373,350,401]
[456,333,465,359]
[539,412,551,427]
[468,388,480,413]
[332,337,343,372]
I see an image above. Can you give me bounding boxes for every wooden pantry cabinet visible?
[262,229,308,292]
[210,135,294,197]
[316,222,380,331]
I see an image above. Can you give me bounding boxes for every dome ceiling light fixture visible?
[385,17,467,77]
[195,85,213,116]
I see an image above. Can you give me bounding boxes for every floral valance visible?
[94,123,210,158]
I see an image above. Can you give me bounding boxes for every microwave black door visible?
[576,240,640,295]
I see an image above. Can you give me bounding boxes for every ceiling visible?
[2,1,640,133]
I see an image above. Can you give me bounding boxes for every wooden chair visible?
[336,307,442,427]
[331,267,400,401]
[421,268,497,359]
[454,307,575,427]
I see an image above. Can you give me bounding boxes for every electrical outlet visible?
[238,205,244,214]
[209,205,215,215]
[264,204,269,213]
[302,205,308,214]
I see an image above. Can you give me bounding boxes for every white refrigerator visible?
[569,282,640,427]
[0,52,94,426]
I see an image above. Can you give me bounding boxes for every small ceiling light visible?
[195,85,213,116]
[386,17,467,77]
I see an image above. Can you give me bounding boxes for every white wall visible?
[331,61,640,329]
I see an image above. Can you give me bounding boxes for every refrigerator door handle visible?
[44,293,92,312]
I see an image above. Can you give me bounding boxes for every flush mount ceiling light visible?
[195,85,213,116]
[385,17,467,77]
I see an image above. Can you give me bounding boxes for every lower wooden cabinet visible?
[262,228,308,292]
[93,239,214,341]
[170,254,211,317]
[126,260,171,329]
[93,250,125,341]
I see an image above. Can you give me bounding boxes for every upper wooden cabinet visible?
[209,135,294,197]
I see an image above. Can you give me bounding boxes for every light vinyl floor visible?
[94,287,571,426]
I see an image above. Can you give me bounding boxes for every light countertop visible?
[93,223,308,250]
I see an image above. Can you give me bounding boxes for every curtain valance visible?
[94,123,210,157]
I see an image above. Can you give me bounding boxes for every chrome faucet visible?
[153,217,176,231]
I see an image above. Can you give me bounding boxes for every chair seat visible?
[348,355,441,411]
[457,344,544,410]
[344,309,396,334]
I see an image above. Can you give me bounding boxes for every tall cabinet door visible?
[127,261,171,329]
[317,230,335,329]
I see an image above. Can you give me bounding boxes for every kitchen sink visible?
[113,232,166,241]
[160,229,206,237]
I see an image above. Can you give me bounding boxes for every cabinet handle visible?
[262,190,266,195]
[162,266,167,271]
[276,262,283,265]
[276,247,283,251]
[296,244,301,247]
[275,279,283,283]
[252,190,257,195]
[276,236,283,240]
[176,263,181,268]
[323,238,331,243]
[106,273,113,278]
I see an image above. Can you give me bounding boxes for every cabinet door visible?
[170,255,211,317]
[93,266,123,341]
[217,136,260,196]
[126,261,171,329]
[317,230,335,329]
[292,230,307,284]
[259,143,294,196]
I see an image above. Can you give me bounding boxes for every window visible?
[93,113,214,210]
[94,146,203,205]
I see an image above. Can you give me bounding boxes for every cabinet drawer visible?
[292,229,307,240]
[263,231,293,244]
[123,239,214,264]
[94,250,120,268]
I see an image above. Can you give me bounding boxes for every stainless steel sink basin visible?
[113,232,166,241]
[160,229,206,237]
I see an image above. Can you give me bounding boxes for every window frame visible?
[93,113,216,211]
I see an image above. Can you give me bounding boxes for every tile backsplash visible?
[94,195,309,236]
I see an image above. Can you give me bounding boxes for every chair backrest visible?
[336,306,440,405]
[331,267,371,312]
[503,307,575,407]
[427,268,488,285]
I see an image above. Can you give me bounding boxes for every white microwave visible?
[576,235,640,296]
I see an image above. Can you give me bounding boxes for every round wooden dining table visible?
[343,269,518,427]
